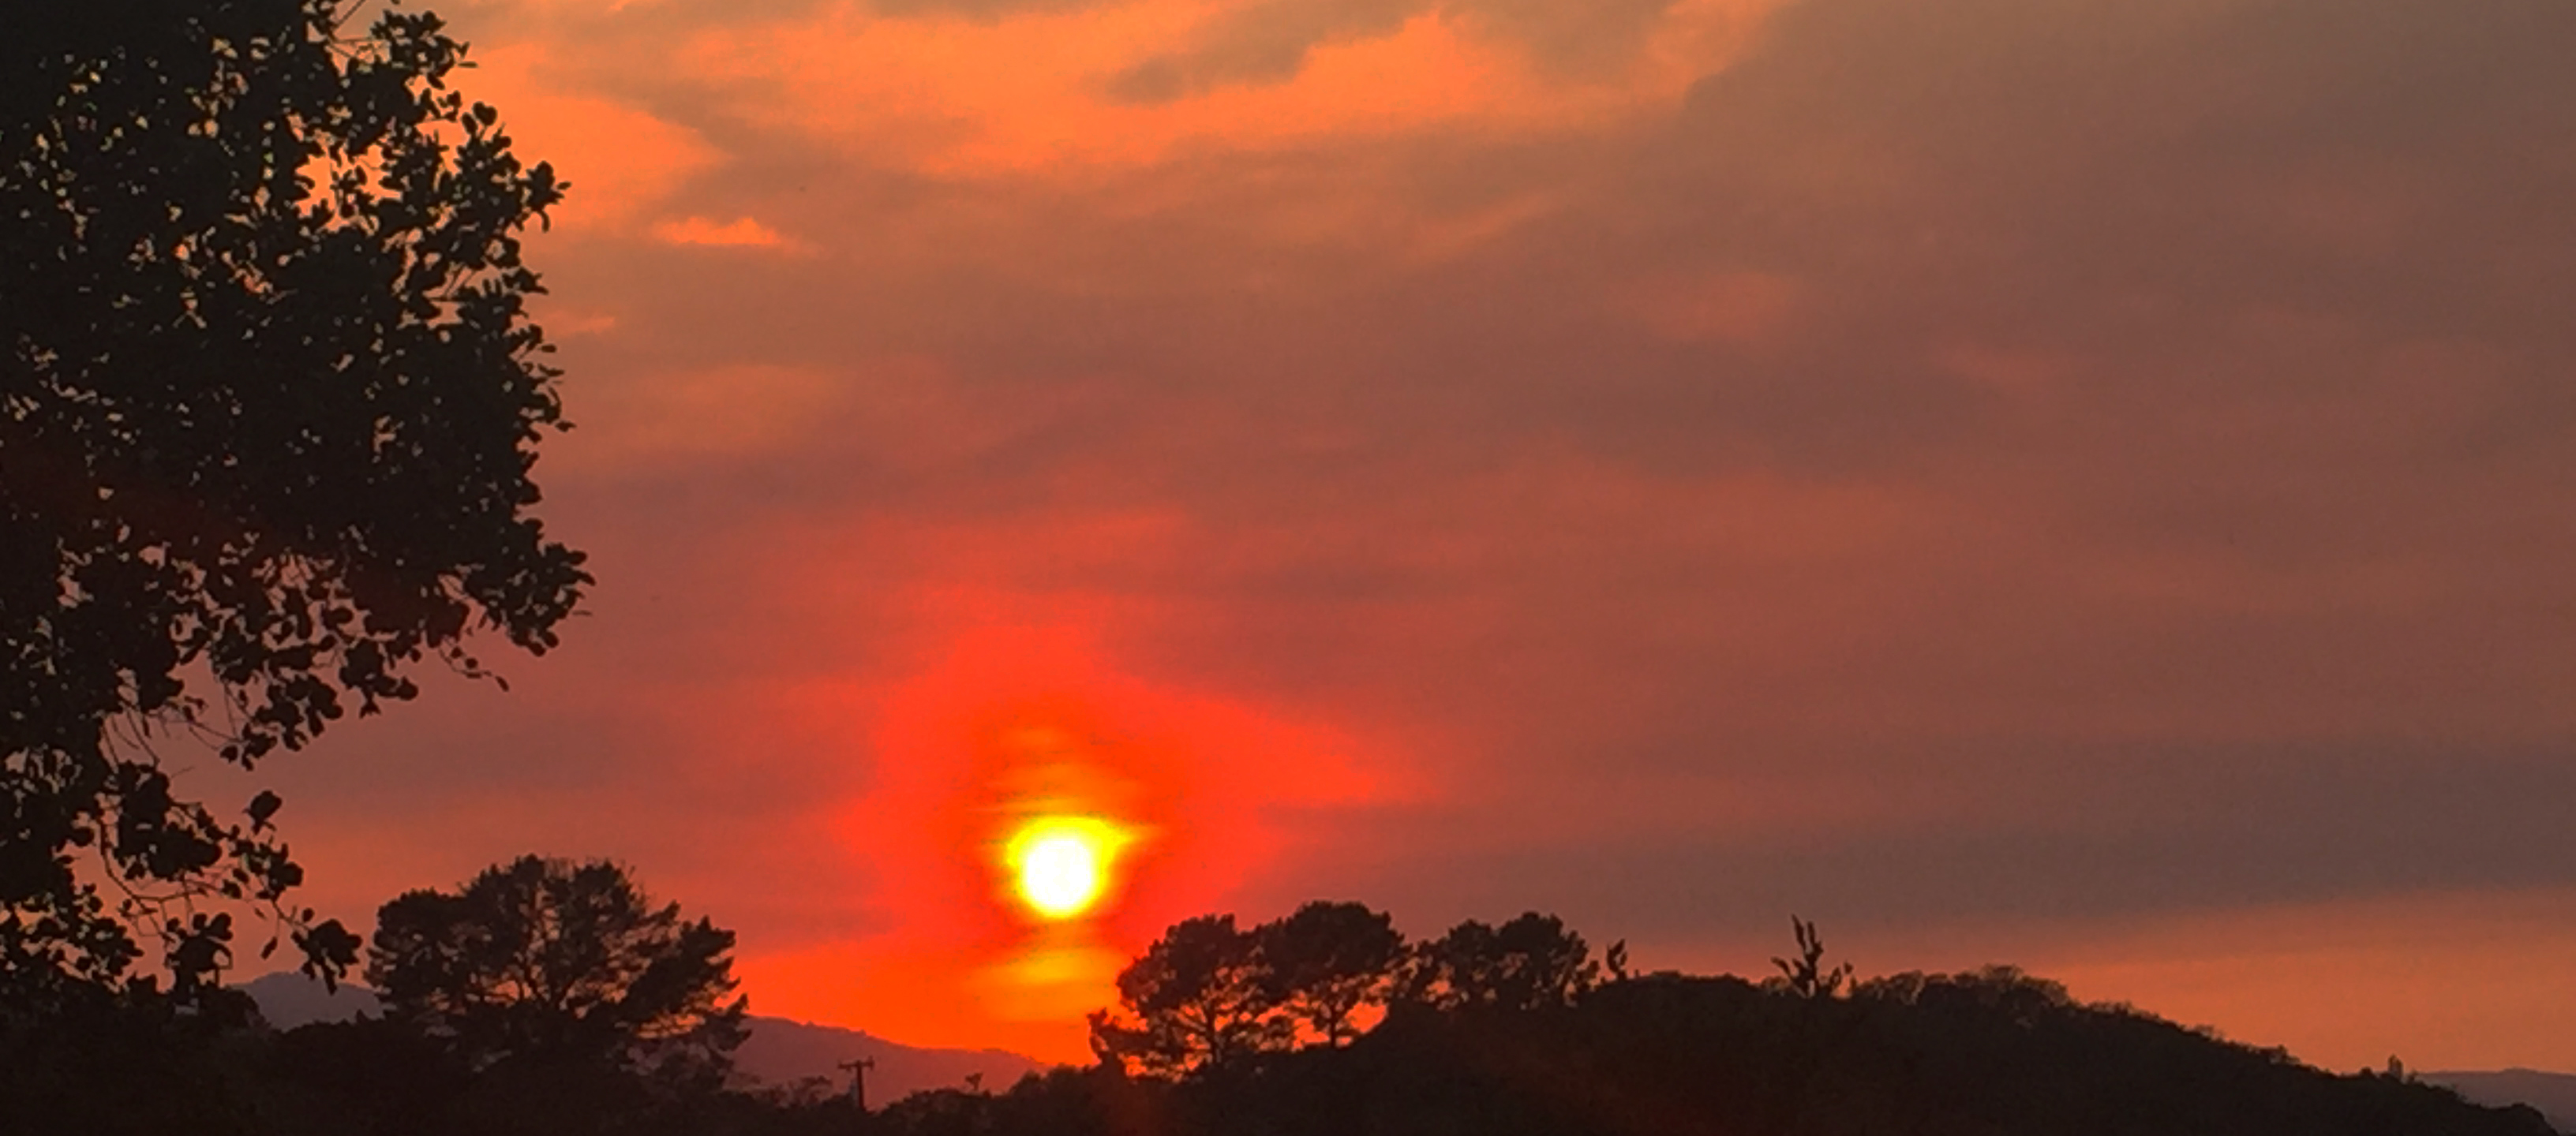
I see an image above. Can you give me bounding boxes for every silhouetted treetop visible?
[1090,901,1417,1075]
[1402,911,1600,1012]
[1089,913,1289,1076]
[1,0,583,1004]
[1260,900,1403,1047]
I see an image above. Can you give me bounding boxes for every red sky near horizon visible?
[222,0,2576,1071]
[749,623,1387,1058]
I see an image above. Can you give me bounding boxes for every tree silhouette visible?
[1260,900,1403,1046]
[1404,911,1600,1011]
[1088,914,1290,1076]
[0,0,584,1004]
[366,857,746,1082]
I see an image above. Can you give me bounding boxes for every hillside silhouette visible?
[852,967,2561,1136]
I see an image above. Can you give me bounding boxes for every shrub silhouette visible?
[1767,915,1852,999]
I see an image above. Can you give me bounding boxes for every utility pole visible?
[837,1056,876,1113]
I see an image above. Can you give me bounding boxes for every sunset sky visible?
[221,0,2576,1071]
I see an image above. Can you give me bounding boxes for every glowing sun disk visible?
[1005,816,1125,920]
[1021,835,1100,917]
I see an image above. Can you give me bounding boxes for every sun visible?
[1004,816,1126,920]
[1020,834,1100,917]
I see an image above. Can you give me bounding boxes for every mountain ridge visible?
[2431,1070,2576,1134]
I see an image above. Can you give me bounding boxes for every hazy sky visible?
[227,0,2576,1068]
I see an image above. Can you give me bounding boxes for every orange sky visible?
[223,0,2576,1071]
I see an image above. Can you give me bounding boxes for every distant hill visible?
[236,972,1046,1103]
[2432,1071,2576,1133]
[238,970,384,1029]
[732,1015,1043,1101]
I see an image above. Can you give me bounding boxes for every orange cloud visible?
[453,43,720,229]
[680,0,1784,174]
[650,215,802,250]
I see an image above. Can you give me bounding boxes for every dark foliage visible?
[236,1010,818,1136]
[366,856,748,1081]
[253,1015,466,1136]
[0,0,585,1005]
[0,984,264,1136]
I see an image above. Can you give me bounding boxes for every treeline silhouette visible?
[0,858,2558,1136]
[1084,903,1601,1074]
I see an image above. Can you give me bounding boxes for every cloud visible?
[657,0,1783,173]
[1103,0,1420,103]
[650,215,803,249]
[678,5,1517,171]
